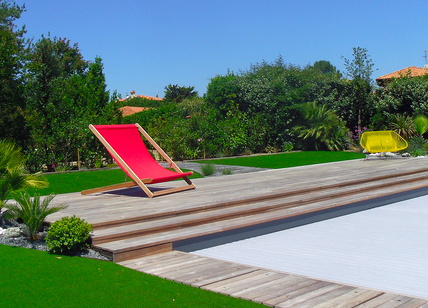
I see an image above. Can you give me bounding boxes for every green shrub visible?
[201,163,216,176]
[221,169,232,175]
[46,216,92,254]
[407,136,426,154]
[283,141,294,152]
[411,148,426,157]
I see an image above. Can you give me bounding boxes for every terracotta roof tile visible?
[118,94,163,102]
[119,106,150,116]
[376,66,428,81]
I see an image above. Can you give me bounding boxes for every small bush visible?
[222,169,232,175]
[283,142,294,152]
[46,216,92,254]
[201,163,216,176]
[411,148,426,157]
[408,136,426,156]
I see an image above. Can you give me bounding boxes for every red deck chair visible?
[81,124,195,198]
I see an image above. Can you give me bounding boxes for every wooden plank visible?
[233,275,307,300]
[264,281,332,306]
[149,258,220,277]
[112,242,172,262]
[252,279,319,304]
[333,290,384,308]
[285,285,355,308]
[81,181,138,195]
[217,271,286,295]
[311,288,374,308]
[356,294,404,308]
[394,298,428,308]
[187,266,259,287]
[376,296,414,308]
[202,270,272,293]
[275,283,344,308]
[133,253,204,272]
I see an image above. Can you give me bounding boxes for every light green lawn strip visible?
[0,245,264,308]
[196,151,364,169]
[29,168,203,196]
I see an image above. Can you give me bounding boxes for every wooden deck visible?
[45,157,428,307]
[47,158,428,262]
[118,251,428,308]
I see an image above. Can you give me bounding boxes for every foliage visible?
[283,141,294,152]
[163,84,197,104]
[341,47,376,131]
[0,0,28,145]
[413,115,428,136]
[201,163,216,176]
[407,136,427,157]
[3,192,67,241]
[205,72,238,114]
[293,102,350,151]
[24,36,121,172]
[309,60,342,77]
[387,114,416,140]
[221,168,232,175]
[46,215,92,254]
[374,75,428,120]
[0,140,48,209]
[342,47,375,83]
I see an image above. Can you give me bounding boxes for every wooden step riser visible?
[92,168,428,230]
[95,178,428,262]
[92,173,428,245]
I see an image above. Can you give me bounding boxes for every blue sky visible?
[15,0,428,98]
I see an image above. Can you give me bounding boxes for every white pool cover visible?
[193,195,428,299]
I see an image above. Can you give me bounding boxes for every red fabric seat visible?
[94,124,193,184]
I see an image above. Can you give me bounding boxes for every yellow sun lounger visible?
[360,131,408,158]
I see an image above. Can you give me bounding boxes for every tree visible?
[342,47,375,83]
[342,47,376,132]
[0,0,28,145]
[309,60,342,77]
[24,36,120,171]
[163,84,197,104]
[205,73,238,114]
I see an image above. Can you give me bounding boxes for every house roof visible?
[119,106,151,116]
[376,66,428,82]
[118,94,163,102]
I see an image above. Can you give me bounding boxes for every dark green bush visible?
[46,216,92,254]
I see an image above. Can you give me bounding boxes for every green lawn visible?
[0,245,263,308]
[196,151,364,169]
[29,168,203,196]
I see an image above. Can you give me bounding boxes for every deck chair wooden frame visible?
[81,123,196,198]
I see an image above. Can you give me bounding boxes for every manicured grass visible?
[29,168,203,196]
[0,245,263,308]
[197,151,364,169]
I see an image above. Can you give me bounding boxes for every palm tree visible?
[387,114,416,140]
[3,192,68,241]
[0,140,48,209]
[293,102,350,151]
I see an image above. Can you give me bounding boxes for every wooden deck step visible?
[91,170,428,245]
[93,177,428,262]
[89,166,428,230]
